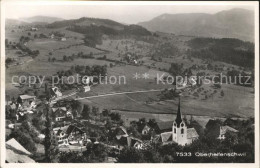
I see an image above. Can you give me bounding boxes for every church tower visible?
[172,97,188,146]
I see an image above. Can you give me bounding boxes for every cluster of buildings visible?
[50,33,66,41]
[5,89,240,163]
[115,98,239,147]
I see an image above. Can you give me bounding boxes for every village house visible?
[160,98,199,146]
[50,34,55,39]
[113,126,150,150]
[217,126,239,140]
[141,124,151,135]
[53,124,85,147]
[31,27,38,31]
[17,95,36,106]
[50,87,62,98]
[52,107,73,122]
[154,121,173,134]
[205,119,239,140]
[81,76,94,85]
[60,37,67,41]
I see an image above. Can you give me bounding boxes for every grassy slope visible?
[5,25,255,119]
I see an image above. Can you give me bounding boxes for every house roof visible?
[187,128,199,139]
[6,149,35,163]
[157,121,173,131]
[52,107,67,112]
[119,126,128,135]
[6,138,31,155]
[54,125,84,136]
[52,107,67,118]
[220,126,238,135]
[115,126,128,140]
[51,87,62,95]
[160,132,172,142]
[19,95,36,100]
[142,125,151,131]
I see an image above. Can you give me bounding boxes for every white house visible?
[50,34,55,39]
[217,126,238,140]
[60,37,66,41]
[31,27,38,31]
[160,98,199,146]
[141,125,151,135]
[82,76,94,85]
[50,87,62,98]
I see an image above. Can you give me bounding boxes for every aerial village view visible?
[3,2,257,164]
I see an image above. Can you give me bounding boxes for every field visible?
[5,23,255,121]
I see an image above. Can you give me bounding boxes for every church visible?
[160,98,199,146]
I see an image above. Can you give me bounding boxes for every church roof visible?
[175,97,183,127]
[187,128,199,139]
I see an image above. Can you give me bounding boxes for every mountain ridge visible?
[138,8,254,41]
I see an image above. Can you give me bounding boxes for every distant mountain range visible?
[6,8,254,41]
[6,16,64,25]
[21,15,63,23]
[138,8,254,41]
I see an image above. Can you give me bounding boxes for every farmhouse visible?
[17,95,36,106]
[160,98,199,146]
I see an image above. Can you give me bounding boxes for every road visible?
[75,89,165,100]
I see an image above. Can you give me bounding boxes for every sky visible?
[4,1,256,24]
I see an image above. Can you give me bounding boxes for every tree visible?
[92,106,99,116]
[63,55,68,62]
[220,90,224,97]
[44,105,59,162]
[82,104,90,119]
[34,90,39,97]
[71,100,83,117]
[117,147,145,163]
[9,129,37,153]
[5,39,9,47]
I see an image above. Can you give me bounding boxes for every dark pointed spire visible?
[175,96,183,127]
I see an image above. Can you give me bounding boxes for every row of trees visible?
[187,38,254,68]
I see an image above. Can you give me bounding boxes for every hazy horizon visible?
[5,3,255,24]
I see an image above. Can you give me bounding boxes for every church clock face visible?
[181,123,184,127]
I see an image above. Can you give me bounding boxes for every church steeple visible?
[175,96,183,127]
